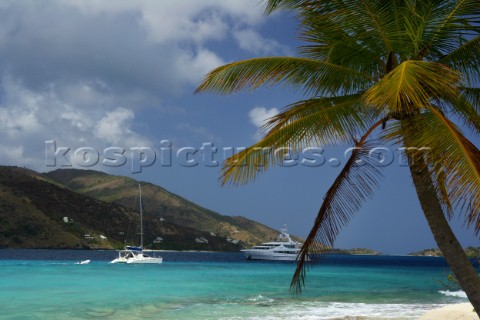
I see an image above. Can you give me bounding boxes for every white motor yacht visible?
[241,225,303,261]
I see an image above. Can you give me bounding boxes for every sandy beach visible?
[419,303,478,320]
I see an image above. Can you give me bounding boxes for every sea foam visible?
[439,290,468,298]
[224,301,442,320]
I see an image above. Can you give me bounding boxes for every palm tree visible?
[196,0,480,314]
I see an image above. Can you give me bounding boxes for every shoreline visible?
[0,247,224,253]
[0,247,455,256]
[419,303,477,320]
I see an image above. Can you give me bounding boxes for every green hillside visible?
[0,166,244,250]
[45,169,287,246]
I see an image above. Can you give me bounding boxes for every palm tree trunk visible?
[405,136,480,316]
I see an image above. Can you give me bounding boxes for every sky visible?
[0,0,478,254]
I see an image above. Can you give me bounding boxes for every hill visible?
[1,166,135,249]
[45,169,289,247]
[0,166,262,250]
[0,166,292,250]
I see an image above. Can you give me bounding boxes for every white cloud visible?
[175,48,225,85]
[248,106,279,128]
[0,1,292,96]
[94,108,150,147]
[59,0,265,43]
[0,1,293,169]
[94,108,135,143]
[139,5,230,44]
[0,1,253,94]
[234,28,289,55]
[0,75,152,170]
[248,106,279,141]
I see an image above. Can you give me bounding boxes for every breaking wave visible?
[439,290,468,299]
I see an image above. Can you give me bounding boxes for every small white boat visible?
[241,225,303,261]
[75,259,91,265]
[111,184,163,264]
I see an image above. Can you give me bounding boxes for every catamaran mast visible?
[139,184,143,248]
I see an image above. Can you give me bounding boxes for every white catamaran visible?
[111,184,163,264]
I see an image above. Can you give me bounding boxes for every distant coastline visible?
[409,247,480,258]
[0,247,381,255]
[2,246,479,257]
[328,248,382,255]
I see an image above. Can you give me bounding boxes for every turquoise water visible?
[0,250,470,319]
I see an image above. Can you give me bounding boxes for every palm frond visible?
[263,0,309,14]
[363,61,459,114]
[438,36,480,84]
[461,87,480,110]
[441,93,480,135]
[299,42,384,76]
[195,57,372,97]
[401,0,437,58]
[356,0,396,53]
[397,107,480,233]
[418,0,480,60]
[220,142,276,186]
[221,94,378,186]
[298,17,386,76]
[266,0,412,68]
[261,94,377,144]
[298,1,402,59]
[291,119,386,293]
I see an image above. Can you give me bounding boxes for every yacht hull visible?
[127,257,163,264]
[240,225,305,262]
[241,251,298,261]
[110,251,163,264]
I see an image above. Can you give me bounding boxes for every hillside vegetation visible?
[0,166,291,250]
[45,169,289,246]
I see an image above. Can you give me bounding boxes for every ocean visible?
[0,250,471,319]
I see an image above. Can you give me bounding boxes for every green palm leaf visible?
[221,134,301,186]
[363,61,459,113]
[398,108,480,232]
[291,120,386,293]
[195,57,372,96]
[221,94,378,186]
[439,36,480,83]
[442,93,480,134]
[461,87,480,111]
[262,94,377,144]
[418,0,480,60]
[297,1,403,59]
[298,16,387,76]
